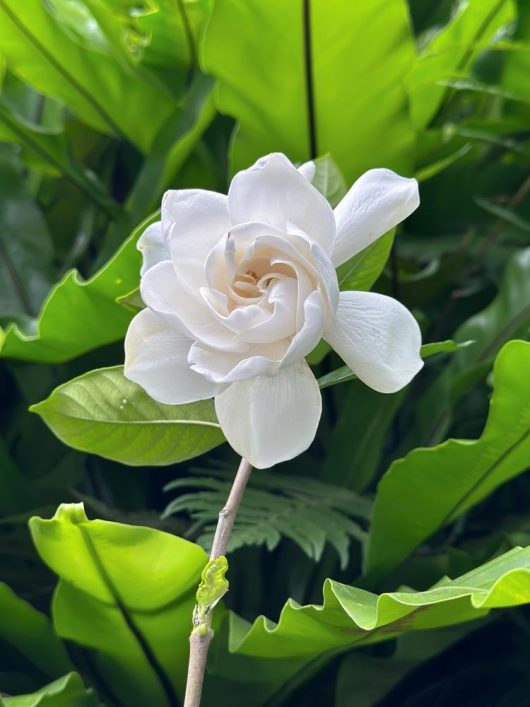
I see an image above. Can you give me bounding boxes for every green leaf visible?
[0,582,72,681]
[0,149,54,320]
[29,503,209,707]
[0,213,151,363]
[218,545,530,704]
[2,673,99,707]
[164,472,370,569]
[202,0,416,181]
[0,0,177,151]
[475,195,530,233]
[336,231,394,293]
[308,154,346,207]
[366,340,530,582]
[30,366,225,466]
[406,0,514,129]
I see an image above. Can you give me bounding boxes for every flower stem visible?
[183,457,253,707]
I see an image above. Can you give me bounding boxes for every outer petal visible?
[332,169,419,267]
[297,160,316,181]
[228,153,336,254]
[124,309,216,405]
[324,291,423,393]
[163,189,230,293]
[189,340,285,383]
[214,361,322,468]
[138,221,168,276]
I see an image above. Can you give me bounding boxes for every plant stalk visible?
[183,457,253,707]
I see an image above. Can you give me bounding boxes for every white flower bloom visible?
[124,153,422,468]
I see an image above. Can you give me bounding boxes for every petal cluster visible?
[124,153,422,468]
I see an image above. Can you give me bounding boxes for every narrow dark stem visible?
[175,0,197,88]
[302,0,317,159]
[183,457,253,707]
[0,233,34,316]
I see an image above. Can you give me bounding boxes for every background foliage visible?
[1,1,530,705]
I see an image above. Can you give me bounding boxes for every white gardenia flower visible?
[124,153,422,469]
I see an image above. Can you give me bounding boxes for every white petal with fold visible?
[137,221,168,276]
[163,189,230,292]
[140,261,246,353]
[228,153,336,254]
[324,291,423,393]
[214,361,322,468]
[124,309,216,405]
[332,169,419,267]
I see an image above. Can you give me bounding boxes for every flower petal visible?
[124,309,216,405]
[228,153,336,254]
[298,160,316,181]
[163,189,230,293]
[138,221,168,276]
[324,291,423,393]
[214,361,322,468]
[189,341,285,384]
[332,169,419,267]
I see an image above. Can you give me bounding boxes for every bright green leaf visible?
[366,340,530,582]
[30,366,225,466]
[0,0,177,151]
[29,503,209,706]
[0,214,151,363]
[2,673,99,707]
[0,583,72,682]
[202,0,416,181]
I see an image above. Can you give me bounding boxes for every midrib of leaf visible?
[0,107,118,216]
[476,303,530,362]
[175,0,196,87]
[440,425,530,527]
[0,0,123,139]
[77,524,180,707]
[0,232,34,316]
[302,0,317,159]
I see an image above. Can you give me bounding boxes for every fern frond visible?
[163,471,371,569]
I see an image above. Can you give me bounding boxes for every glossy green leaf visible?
[0,214,151,362]
[337,231,395,293]
[0,583,72,681]
[213,545,530,704]
[202,0,416,181]
[309,154,346,207]
[0,0,177,151]
[29,503,209,707]
[407,0,514,129]
[0,149,54,320]
[30,366,225,466]
[2,673,99,707]
[366,340,530,582]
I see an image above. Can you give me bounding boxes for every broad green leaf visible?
[407,0,515,129]
[0,214,151,362]
[366,340,530,582]
[0,0,177,151]
[0,583,72,681]
[29,503,209,706]
[202,0,416,181]
[30,366,225,466]
[2,673,99,707]
[0,149,54,320]
[211,545,530,705]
